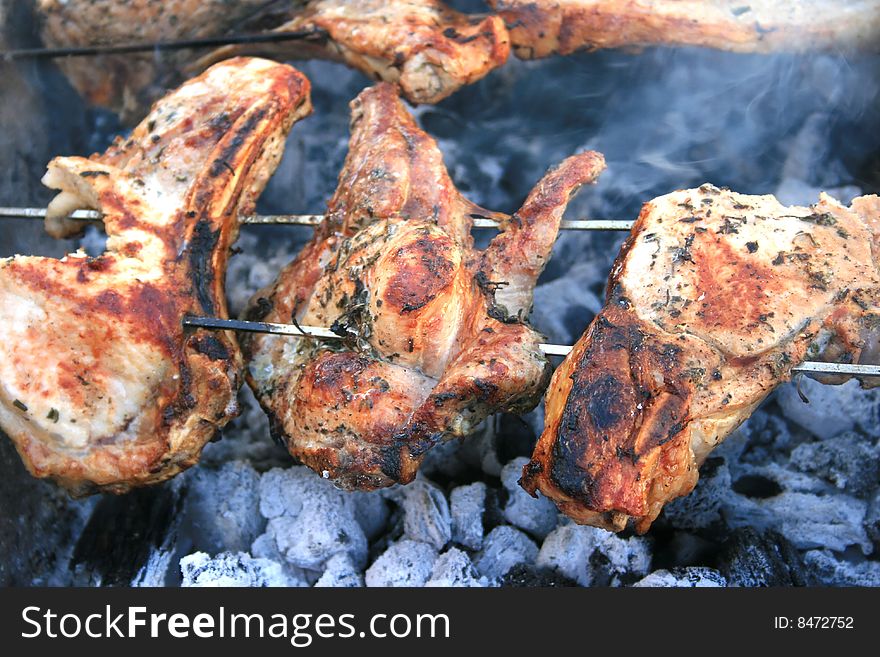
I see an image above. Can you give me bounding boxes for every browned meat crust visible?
[489,0,880,58]
[524,186,880,532]
[201,0,510,106]
[37,0,509,120]
[242,82,604,490]
[0,58,311,494]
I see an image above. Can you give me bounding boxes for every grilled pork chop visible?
[0,58,311,494]
[242,82,604,490]
[489,1,880,58]
[38,0,508,120]
[523,186,880,532]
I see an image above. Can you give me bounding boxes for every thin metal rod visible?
[0,207,101,221]
[0,207,635,231]
[182,316,880,377]
[7,206,872,375]
[184,316,573,356]
[789,361,880,377]
[1,30,325,61]
[185,316,340,340]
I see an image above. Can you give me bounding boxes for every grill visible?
[1,1,879,588]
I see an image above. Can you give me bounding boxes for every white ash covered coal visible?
[181,552,291,588]
[1,18,880,587]
[633,568,727,588]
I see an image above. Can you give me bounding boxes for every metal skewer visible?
[1,206,872,376]
[0,205,874,376]
[0,207,635,231]
[186,316,341,341]
[182,317,880,377]
[1,29,326,61]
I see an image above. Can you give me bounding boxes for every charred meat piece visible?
[242,82,604,490]
[200,0,510,105]
[524,186,880,533]
[0,58,312,494]
[489,0,880,58]
[38,0,509,121]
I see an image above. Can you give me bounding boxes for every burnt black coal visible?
[716,528,808,587]
[1,1,879,587]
